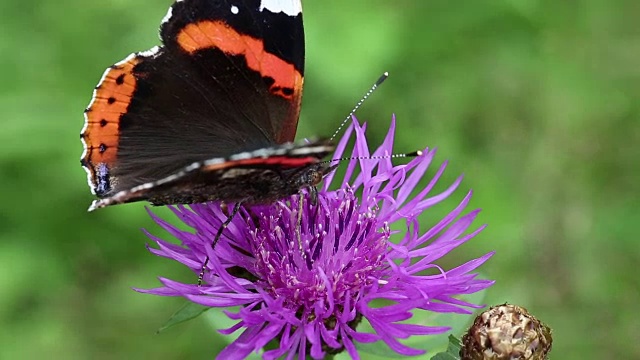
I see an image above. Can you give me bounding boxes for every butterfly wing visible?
[81,0,304,197]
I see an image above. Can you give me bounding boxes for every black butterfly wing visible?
[81,0,304,197]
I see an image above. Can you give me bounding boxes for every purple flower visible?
[138,116,494,359]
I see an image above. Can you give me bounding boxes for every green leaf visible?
[430,335,462,360]
[156,302,210,334]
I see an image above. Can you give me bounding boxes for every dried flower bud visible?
[460,303,552,360]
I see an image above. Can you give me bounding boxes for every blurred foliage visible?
[1,0,638,359]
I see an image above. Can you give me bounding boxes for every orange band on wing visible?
[177,21,302,100]
[82,56,140,178]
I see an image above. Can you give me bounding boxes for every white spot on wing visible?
[161,7,173,24]
[161,0,184,24]
[231,5,239,14]
[259,0,302,16]
[138,46,161,58]
[289,145,332,156]
[221,168,257,179]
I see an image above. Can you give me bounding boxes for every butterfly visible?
[81,0,334,212]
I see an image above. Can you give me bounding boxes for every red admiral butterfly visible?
[81,0,334,211]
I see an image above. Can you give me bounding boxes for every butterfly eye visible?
[308,169,324,187]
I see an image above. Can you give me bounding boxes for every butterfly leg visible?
[295,191,311,268]
[197,202,242,286]
[308,185,318,206]
[296,192,303,252]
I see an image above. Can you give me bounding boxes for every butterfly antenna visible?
[321,150,423,165]
[329,71,389,142]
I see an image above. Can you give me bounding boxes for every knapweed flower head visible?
[139,116,494,359]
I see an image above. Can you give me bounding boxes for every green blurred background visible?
[1,0,638,358]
